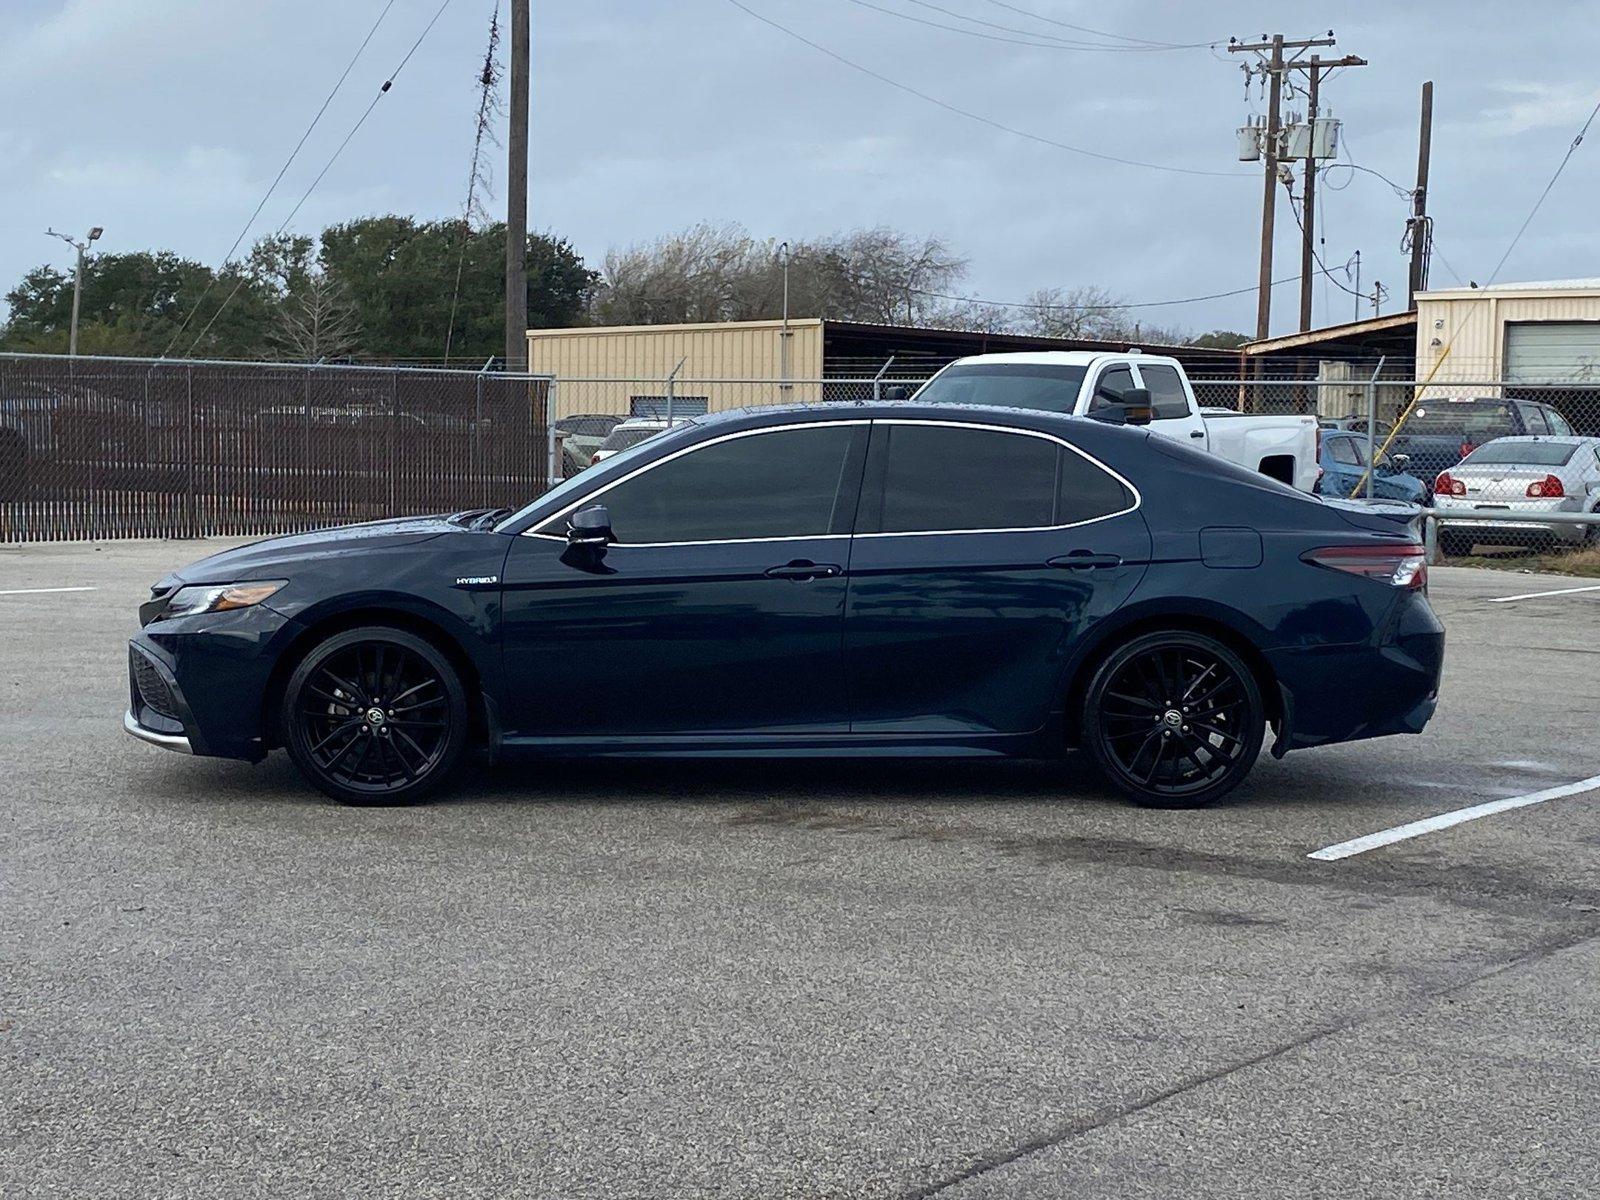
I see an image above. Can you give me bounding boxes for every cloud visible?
[1472,82,1600,137]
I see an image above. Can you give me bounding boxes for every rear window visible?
[916,363,1088,413]
[1462,440,1579,467]
[599,426,661,453]
[1404,400,1516,438]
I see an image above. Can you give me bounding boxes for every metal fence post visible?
[873,355,896,401]
[1364,356,1386,500]
[388,370,398,516]
[184,363,196,538]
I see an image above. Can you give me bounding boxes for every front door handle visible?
[1047,551,1123,570]
[765,560,842,581]
[1189,429,1206,438]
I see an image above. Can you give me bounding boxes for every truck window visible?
[1136,364,1193,421]
[1089,367,1136,413]
[1516,403,1551,434]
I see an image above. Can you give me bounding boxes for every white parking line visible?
[1309,774,1600,861]
[0,586,99,596]
[1487,583,1600,603]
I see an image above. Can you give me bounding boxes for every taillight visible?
[1459,441,1474,458]
[1302,543,1428,590]
[1526,474,1565,498]
[1433,471,1465,497]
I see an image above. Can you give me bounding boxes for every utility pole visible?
[1229,32,1338,338]
[45,226,103,357]
[504,0,529,373]
[1291,51,1367,330]
[1406,81,1434,307]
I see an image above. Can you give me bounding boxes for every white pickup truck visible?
[911,351,1321,492]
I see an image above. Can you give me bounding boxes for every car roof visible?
[945,350,1177,369]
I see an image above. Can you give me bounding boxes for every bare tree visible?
[268,272,362,362]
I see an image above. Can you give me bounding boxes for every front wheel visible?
[1080,631,1265,808]
[282,626,469,806]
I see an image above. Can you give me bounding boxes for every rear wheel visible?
[282,626,468,806]
[1080,631,1265,808]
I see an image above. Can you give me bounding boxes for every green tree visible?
[1189,329,1252,349]
[316,216,594,362]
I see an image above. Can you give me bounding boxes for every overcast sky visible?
[2,0,1597,338]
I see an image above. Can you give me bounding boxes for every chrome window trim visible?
[855,418,1142,538]
[521,414,1141,547]
[522,419,871,547]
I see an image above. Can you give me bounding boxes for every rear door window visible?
[860,422,1130,533]
[1328,438,1361,466]
[1135,364,1193,421]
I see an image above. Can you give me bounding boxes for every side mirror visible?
[1120,387,1153,425]
[567,504,613,548]
[1390,453,1411,471]
[881,385,910,401]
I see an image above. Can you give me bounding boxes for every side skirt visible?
[496,730,1054,760]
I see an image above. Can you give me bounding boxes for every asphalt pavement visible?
[3,539,1598,1199]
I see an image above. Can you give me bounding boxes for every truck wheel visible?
[1080,631,1265,809]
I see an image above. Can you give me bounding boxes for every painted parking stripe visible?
[1487,583,1600,603]
[0,586,99,596]
[1309,774,1600,861]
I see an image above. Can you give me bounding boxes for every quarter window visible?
[1136,364,1194,421]
[865,423,1130,533]
[545,425,860,543]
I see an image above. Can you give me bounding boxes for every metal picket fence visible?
[0,352,552,543]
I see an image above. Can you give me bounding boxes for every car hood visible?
[167,514,461,585]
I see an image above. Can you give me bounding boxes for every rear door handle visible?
[765,560,842,581]
[1048,551,1123,570]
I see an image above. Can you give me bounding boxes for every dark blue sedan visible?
[125,402,1443,808]
[1315,430,1429,505]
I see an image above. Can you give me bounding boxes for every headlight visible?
[160,580,287,620]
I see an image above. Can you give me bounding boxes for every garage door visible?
[1504,322,1600,383]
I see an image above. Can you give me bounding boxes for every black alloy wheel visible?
[1081,631,1265,808]
[282,626,468,805]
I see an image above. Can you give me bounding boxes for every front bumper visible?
[126,604,299,761]
[123,709,193,754]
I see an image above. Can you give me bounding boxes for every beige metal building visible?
[527,319,1236,420]
[1415,278,1600,388]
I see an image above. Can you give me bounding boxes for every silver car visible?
[1433,435,1600,554]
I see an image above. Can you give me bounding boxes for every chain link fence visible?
[0,353,551,543]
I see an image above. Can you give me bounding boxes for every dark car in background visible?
[1389,396,1574,486]
[125,402,1443,810]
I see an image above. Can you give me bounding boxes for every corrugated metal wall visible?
[529,321,826,418]
[1416,288,1600,388]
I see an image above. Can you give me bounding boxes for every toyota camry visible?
[125,401,1443,808]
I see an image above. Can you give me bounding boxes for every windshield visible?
[1402,400,1515,438]
[1462,440,1579,467]
[915,363,1089,412]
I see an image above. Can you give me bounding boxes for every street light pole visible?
[45,225,102,357]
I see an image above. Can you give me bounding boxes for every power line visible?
[159,0,398,357]
[1485,93,1600,287]
[850,0,1215,52]
[982,0,1220,48]
[912,269,1338,313]
[724,0,1247,177]
[184,0,456,356]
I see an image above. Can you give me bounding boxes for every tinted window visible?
[1548,409,1575,436]
[868,424,1130,533]
[1057,445,1135,525]
[915,363,1089,412]
[1328,438,1361,466]
[1089,367,1136,412]
[1137,364,1193,420]
[1517,403,1551,434]
[556,425,859,543]
[1405,400,1516,438]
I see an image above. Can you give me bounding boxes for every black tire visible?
[1438,531,1473,558]
[281,626,468,806]
[1079,631,1265,809]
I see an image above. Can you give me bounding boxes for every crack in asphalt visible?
[897,921,1600,1199]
